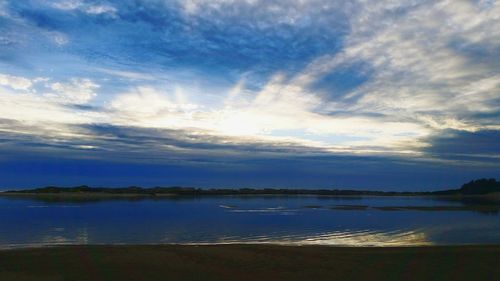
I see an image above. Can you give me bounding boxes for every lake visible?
[1,195,499,248]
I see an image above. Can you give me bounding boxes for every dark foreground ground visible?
[0,245,499,281]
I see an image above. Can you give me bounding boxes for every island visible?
[2,178,499,197]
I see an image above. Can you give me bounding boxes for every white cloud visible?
[0,75,106,152]
[84,4,117,15]
[50,0,82,10]
[109,86,199,128]
[50,0,117,16]
[103,78,430,154]
[0,91,99,125]
[0,74,98,121]
[0,73,33,90]
[45,78,99,104]
[0,75,101,126]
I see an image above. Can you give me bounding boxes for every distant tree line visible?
[460,178,500,195]
[7,185,427,196]
[5,178,499,196]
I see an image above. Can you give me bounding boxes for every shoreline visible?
[3,183,499,198]
[0,244,498,281]
[1,242,499,251]
[1,191,498,198]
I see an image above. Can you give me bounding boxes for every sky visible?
[0,0,499,190]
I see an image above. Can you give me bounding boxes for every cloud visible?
[1,0,348,80]
[102,81,429,154]
[0,0,9,17]
[0,73,33,90]
[0,74,101,128]
[94,68,155,81]
[299,0,500,132]
[0,0,499,187]
[424,129,500,165]
[0,91,99,125]
[1,123,498,189]
[45,78,99,104]
[49,0,82,10]
[83,4,117,15]
[48,31,69,45]
[50,0,117,16]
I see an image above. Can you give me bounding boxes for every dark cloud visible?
[310,60,372,102]
[424,129,500,164]
[449,37,500,72]
[1,121,499,190]
[0,119,329,164]
[1,147,498,190]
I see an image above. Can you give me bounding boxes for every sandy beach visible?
[0,245,498,281]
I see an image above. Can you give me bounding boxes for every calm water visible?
[0,195,499,248]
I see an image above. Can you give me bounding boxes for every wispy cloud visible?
[49,0,117,16]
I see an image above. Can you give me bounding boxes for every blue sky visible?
[0,0,499,190]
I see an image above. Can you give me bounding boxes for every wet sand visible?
[0,245,498,281]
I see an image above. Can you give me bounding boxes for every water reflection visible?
[212,229,432,246]
[0,195,498,248]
